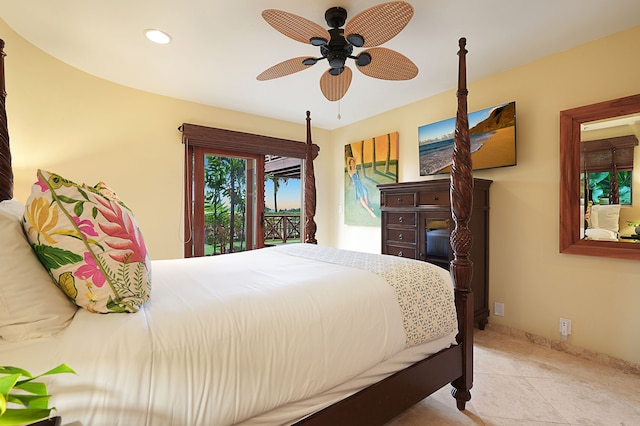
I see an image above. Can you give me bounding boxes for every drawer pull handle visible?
[398,233,403,240]
[433,195,439,201]
[397,197,403,203]
[397,251,403,257]
[398,216,404,223]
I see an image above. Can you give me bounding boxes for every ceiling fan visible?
[257,1,419,102]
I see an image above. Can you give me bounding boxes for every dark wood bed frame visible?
[0,37,474,425]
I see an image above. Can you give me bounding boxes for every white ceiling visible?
[1,0,639,130]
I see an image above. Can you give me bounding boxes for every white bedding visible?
[0,244,457,426]
[584,227,618,240]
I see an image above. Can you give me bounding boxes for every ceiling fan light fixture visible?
[310,37,328,46]
[346,33,364,47]
[302,57,318,66]
[356,52,372,67]
[327,51,346,69]
[144,29,172,45]
[329,57,345,69]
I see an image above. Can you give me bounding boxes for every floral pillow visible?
[22,170,151,313]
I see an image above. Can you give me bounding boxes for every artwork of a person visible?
[347,156,376,218]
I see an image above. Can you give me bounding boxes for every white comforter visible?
[0,244,457,425]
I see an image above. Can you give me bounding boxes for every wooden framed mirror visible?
[560,93,640,260]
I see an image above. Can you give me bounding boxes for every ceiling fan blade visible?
[262,9,329,44]
[356,47,418,80]
[345,1,414,47]
[257,57,313,81]
[320,67,352,101]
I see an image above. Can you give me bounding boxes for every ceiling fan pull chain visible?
[337,100,341,120]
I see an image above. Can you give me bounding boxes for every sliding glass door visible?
[181,122,318,258]
[185,146,264,257]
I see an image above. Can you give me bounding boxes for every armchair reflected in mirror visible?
[560,93,640,260]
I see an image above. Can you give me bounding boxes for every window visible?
[581,134,638,205]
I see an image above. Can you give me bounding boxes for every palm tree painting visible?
[344,132,399,226]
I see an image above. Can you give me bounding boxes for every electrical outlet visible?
[494,302,504,317]
[559,317,572,337]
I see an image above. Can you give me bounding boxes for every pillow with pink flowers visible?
[22,170,151,313]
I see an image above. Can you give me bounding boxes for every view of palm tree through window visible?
[203,154,302,255]
[265,174,302,246]
[204,155,249,255]
[264,155,302,246]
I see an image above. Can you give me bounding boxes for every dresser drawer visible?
[386,228,417,244]
[418,190,450,206]
[385,245,416,259]
[386,212,416,226]
[384,192,415,207]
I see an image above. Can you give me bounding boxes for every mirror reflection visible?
[580,113,640,242]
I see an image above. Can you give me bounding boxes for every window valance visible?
[582,135,638,172]
[180,123,319,160]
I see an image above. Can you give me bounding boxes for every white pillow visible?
[594,204,621,233]
[0,198,25,220]
[585,227,618,240]
[0,208,77,341]
[590,204,600,229]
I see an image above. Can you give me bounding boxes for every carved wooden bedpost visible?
[304,110,317,244]
[610,148,619,204]
[450,37,474,410]
[0,39,13,202]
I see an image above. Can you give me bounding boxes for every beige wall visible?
[3,17,640,365]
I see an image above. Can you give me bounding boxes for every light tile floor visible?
[386,328,640,425]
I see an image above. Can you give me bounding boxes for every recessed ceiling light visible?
[145,29,172,45]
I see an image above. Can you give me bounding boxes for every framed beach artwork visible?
[344,132,399,226]
[419,101,517,175]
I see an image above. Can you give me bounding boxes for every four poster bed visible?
[0,37,475,425]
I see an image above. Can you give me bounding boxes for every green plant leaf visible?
[32,244,83,270]
[15,363,76,393]
[55,195,79,204]
[0,374,20,399]
[106,296,128,313]
[7,394,50,410]
[74,201,85,217]
[77,186,89,201]
[39,364,76,377]
[0,393,6,417]
[14,381,46,395]
[0,408,52,425]
[0,367,31,378]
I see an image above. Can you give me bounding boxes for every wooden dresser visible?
[378,178,492,329]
